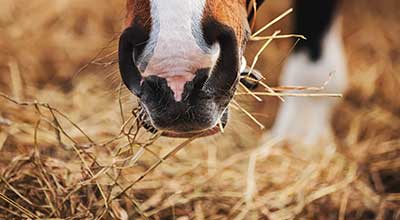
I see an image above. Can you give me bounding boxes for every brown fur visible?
[125,0,152,31]
[204,0,250,47]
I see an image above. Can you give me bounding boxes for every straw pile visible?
[0,0,399,219]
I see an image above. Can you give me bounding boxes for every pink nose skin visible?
[165,75,195,102]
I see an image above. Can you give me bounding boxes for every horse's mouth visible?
[135,108,227,138]
[161,125,222,138]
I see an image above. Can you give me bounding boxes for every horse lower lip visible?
[138,113,225,138]
[161,126,222,138]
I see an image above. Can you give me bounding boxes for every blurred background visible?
[0,0,399,219]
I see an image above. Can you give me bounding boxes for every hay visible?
[0,0,399,219]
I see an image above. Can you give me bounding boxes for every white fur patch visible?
[139,0,220,101]
[269,18,348,147]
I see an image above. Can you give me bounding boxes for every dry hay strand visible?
[0,91,203,219]
[0,154,104,220]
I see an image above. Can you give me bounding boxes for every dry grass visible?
[0,0,399,219]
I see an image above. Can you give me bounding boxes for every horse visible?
[118,0,347,145]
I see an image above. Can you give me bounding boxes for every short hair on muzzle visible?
[118,18,241,134]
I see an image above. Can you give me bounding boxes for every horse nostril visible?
[118,25,149,97]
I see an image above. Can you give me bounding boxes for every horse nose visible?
[139,71,214,132]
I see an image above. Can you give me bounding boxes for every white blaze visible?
[139,0,220,101]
